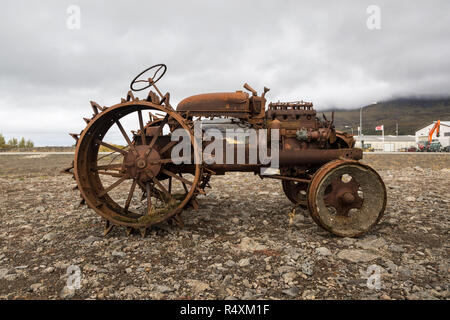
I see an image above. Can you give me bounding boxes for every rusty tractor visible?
[64,64,386,238]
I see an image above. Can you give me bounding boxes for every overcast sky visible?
[0,0,449,146]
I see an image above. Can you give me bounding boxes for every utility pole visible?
[345,125,354,135]
[359,106,363,147]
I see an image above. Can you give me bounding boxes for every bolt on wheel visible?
[307,160,386,237]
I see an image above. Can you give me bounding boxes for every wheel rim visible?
[307,160,386,237]
[74,101,201,229]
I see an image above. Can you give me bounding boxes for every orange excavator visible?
[418,120,442,152]
[428,120,441,142]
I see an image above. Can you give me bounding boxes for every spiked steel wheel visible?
[73,99,202,235]
[307,159,387,237]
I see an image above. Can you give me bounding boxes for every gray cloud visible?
[0,0,449,145]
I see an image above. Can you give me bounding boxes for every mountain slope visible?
[322,98,450,135]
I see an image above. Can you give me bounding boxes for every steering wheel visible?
[130,64,167,92]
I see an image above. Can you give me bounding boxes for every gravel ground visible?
[0,153,449,300]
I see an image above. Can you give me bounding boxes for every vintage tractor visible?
[64,64,387,238]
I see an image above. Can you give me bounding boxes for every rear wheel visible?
[73,100,202,235]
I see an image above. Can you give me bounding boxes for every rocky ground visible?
[0,153,448,300]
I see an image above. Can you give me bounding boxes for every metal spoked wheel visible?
[307,159,387,237]
[282,179,308,208]
[73,100,202,235]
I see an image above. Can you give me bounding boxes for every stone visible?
[225,260,236,267]
[356,237,386,250]
[44,266,55,274]
[278,265,295,274]
[388,244,405,253]
[154,285,174,293]
[301,261,314,276]
[283,272,297,283]
[30,283,43,292]
[337,249,380,263]
[405,196,416,202]
[59,286,76,299]
[398,267,412,277]
[33,206,46,214]
[112,250,126,258]
[123,285,141,296]
[302,290,316,300]
[187,280,210,293]
[238,237,267,251]
[238,258,251,267]
[81,236,101,245]
[83,264,97,272]
[42,232,57,242]
[0,268,8,279]
[316,247,331,256]
[282,286,299,297]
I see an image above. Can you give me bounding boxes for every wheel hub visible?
[123,144,161,182]
[323,177,363,217]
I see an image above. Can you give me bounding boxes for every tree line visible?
[0,134,34,148]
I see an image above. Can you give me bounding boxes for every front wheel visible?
[307,160,387,237]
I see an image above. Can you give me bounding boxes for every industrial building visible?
[415,121,450,148]
[354,135,416,152]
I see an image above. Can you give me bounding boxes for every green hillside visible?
[322,98,450,135]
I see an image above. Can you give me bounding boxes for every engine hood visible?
[177,91,249,115]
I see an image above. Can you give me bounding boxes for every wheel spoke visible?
[96,164,123,171]
[115,119,136,152]
[95,140,127,155]
[97,146,129,161]
[161,169,193,186]
[97,171,125,178]
[124,179,137,212]
[148,114,169,149]
[149,158,173,165]
[159,140,179,155]
[151,176,172,201]
[99,175,128,197]
[179,173,189,192]
[137,110,147,145]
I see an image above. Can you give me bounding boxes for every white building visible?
[415,121,450,148]
[354,135,416,151]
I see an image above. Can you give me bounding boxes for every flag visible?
[375,125,384,131]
